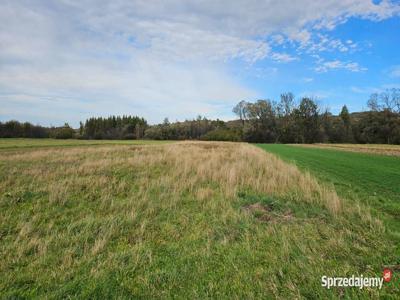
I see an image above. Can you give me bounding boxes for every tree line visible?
[0,121,75,139]
[0,116,147,140]
[143,88,400,144]
[1,88,399,144]
[80,116,147,139]
[230,89,400,144]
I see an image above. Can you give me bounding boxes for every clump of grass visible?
[0,141,395,298]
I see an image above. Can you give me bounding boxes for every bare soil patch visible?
[242,202,294,223]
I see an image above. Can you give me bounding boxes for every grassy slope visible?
[0,141,398,298]
[258,145,400,286]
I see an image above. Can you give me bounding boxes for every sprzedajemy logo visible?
[321,269,393,290]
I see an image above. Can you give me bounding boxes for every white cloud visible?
[271,53,298,63]
[350,86,381,94]
[350,83,400,94]
[299,34,359,54]
[0,0,399,124]
[0,58,257,125]
[389,65,400,77]
[315,59,367,73]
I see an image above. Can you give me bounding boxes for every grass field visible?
[0,138,170,150]
[258,145,400,288]
[0,140,398,298]
[295,143,400,157]
[257,144,400,217]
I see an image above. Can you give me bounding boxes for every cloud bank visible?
[1,0,399,125]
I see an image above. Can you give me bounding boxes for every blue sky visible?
[1,0,400,126]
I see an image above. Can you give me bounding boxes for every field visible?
[257,144,400,218]
[258,145,400,282]
[294,143,400,157]
[0,140,398,298]
[0,138,169,150]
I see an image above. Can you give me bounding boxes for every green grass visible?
[257,144,400,215]
[1,141,399,298]
[0,138,170,150]
[258,144,400,285]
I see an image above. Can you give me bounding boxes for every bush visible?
[50,124,75,139]
[201,129,241,141]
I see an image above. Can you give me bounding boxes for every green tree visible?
[339,105,353,142]
[297,98,319,143]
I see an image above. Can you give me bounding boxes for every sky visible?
[1,0,400,126]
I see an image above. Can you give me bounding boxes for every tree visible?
[81,115,148,139]
[279,92,295,116]
[277,92,296,142]
[79,122,84,136]
[368,89,400,113]
[297,98,319,143]
[339,105,350,127]
[51,123,75,139]
[391,88,400,113]
[0,120,49,138]
[233,100,247,125]
[367,93,380,111]
[339,105,353,142]
[242,100,277,142]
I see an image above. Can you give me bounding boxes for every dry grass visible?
[295,143,400,156]
[0,141,391,298]
[1,141,341,214]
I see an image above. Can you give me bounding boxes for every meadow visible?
[0,139,398,298]
[258,144,400,286]
[0,138,169,150]
[257,144,400,218]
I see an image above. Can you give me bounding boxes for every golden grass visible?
[0,141,341,215]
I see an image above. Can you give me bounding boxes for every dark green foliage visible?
[242,99,278,143]
[296,97,320,143]
[144,116,233,140]
[233,97,322,143]
[82,115,147,139]
[0,120,50,138]
[354,110,400,144]
[50,123,75,139]
[231,90,400,144]
[201,128,241,141]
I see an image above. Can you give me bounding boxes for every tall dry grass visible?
[160,142,341,214]
[0,142,341,214]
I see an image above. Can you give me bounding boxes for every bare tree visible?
[280,92,295,116]
[368,89,400,112]
[367,93,381,111]
[391,88,400,113]
[233,100,248,125]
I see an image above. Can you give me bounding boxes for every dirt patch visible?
[242,202,293,223]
